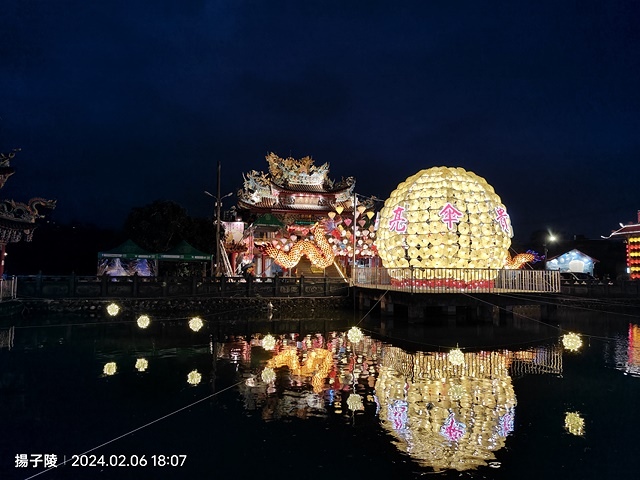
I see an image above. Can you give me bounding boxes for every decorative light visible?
[335,205,344,215]
[262,334,276,351]
[448,383,465,401]
[565,412,585,436]
[347,326,364,343]
[187,369,202,385]
[328,212,336,219]
[135,358,148,372]
[562,332,583,352]
[347,393,364,411]
[189,316,204,332]
[376,167,513,285]
[137,315,151,329]
[448,347,465,366]
[261,367,276,384]
[259,223,334,269]
[357,204,366,214]
[366,211,375,219]
[103,362,117,376]
[106,303,120,316]
[440,411,467,443]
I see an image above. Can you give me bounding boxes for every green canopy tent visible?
[156,240,213,276]
[97,240,158,276]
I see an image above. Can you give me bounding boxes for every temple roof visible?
[602,224,640,238]
[238,152,355,212]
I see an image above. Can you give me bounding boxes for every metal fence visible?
[16,274,350,299]
[353,267,561,293]
[0,277,17,300]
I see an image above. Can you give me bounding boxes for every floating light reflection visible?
[187,370,202,385]
[189,316,204,332]
[106,303,120,316]
[562,332,583,352]
[137,315,150,329]
[103,362,117,376]
[135,358,148,372]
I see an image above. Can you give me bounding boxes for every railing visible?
[16,274,350,299]
[0,276,17,300]
[353,267,561,293]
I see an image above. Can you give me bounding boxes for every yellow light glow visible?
[189,316,204,332]
[259,223,334,269]
[103,362,117,376]
[262,334,276,351]
[106,303,120,316]
[137,315,150,329]
[565,412,585,436]
[328,211,336,219]
[187,370,202,385]
[448,348,465,366]
[335,206,344,215]
[347,393,364,411]
[347,326,364,343]
[261,367,276,384]
[135,358,148,372]
[376,167,513,280]
[562,332,583,352]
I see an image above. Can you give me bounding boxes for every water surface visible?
[1,305,639,479]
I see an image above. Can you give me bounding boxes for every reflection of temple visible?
[0,150,56,276]
[235,330,562,472]
[237,153,376,277]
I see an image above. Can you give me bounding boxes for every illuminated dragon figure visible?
[259,223,335,269]
[504,252,535,269]
[266,347,333,393]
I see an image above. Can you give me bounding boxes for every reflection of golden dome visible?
[376,167,513,280]
[375,349,517,472]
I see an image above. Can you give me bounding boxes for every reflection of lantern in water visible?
[347,326,364,344]
[565,412,585,436]
[189,317,204,332]
[137,315,150,329]
[376,347,523,471]
[440,411,467,443]
[562,332,583,352]
[261,367,276,384]
[106,303,120,316]
[262,334,276,351]
[135,358,148,372]
[449,383,465,401]
[347,393,364,411]
[103,362,117,376]
[187,370,202,385]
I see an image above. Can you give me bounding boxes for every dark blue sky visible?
[1,0,639,240]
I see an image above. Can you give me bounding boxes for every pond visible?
[1,303,639,479]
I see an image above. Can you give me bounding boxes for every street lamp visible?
[204,163,233,277]
[543,234,557,269]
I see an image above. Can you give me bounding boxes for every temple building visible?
[235,153,378,277]
[0,150,56,277]
[602,210,640,280]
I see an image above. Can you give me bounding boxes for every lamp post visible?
[204,162,233,277]
[543,234,557,270]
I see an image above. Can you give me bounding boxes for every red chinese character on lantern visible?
[438,202,463,230]
[388,205,408,233]
[495,206,511,234]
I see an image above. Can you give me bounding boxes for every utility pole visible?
[215,161,222,277]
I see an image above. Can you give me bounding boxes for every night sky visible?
[1,0,639,241]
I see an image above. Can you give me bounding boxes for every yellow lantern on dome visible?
[376,166,513,288]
